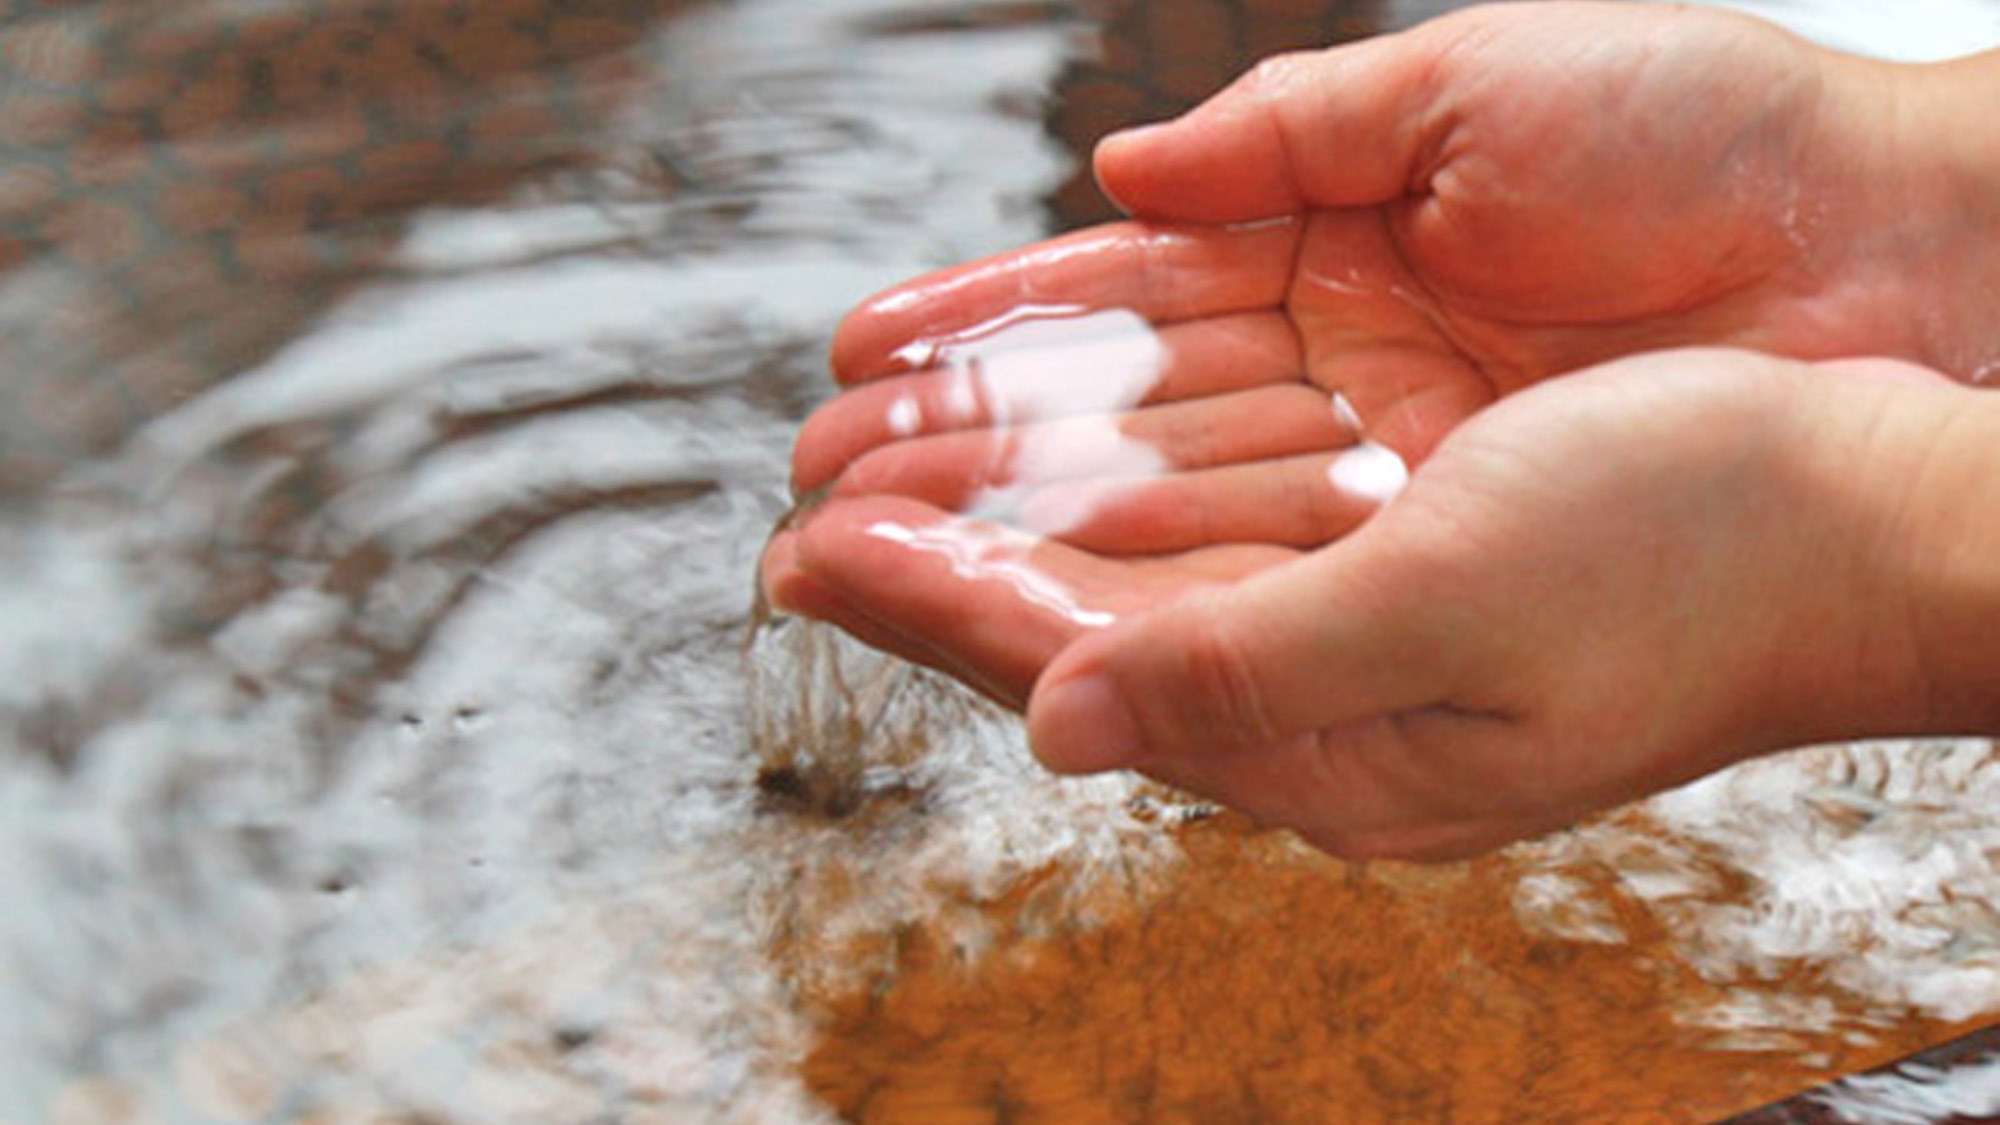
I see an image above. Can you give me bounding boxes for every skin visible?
[764,3,2000,859]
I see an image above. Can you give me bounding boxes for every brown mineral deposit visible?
[793,817,1980,1125]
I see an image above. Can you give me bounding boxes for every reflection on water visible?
[4,0,1081,1119]
[6,0,2000,1122]
[1724,1023,2000,1124]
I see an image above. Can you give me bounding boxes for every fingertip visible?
[823,446,887,500]
[762,528,848,620]
[789,404,850,495]
[827,306,872,387]
[761,521,797,574]
[1091,120,1170,215]
[767,500,929,624]
[787,493,951,575]
[827,321,882,390]
[829,287,928,386]
[789,445,826,501]
[1085,61,1303,223]
[1027,661,1144,775]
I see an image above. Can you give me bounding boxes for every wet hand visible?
[808,2,1992,492]
[1086,1,1998,416]
[783,2,1997,592]
[773,351,1975,859]
[768,292,1412,702]
[764,2,2000,857]
[794,295,1406,555]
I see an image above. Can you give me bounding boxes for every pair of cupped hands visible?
[764,3,2000,859]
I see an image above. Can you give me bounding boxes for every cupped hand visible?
[804,1,1950,496]
[770,0,1897,707]
[771,349,1965,858]
[762,2,1997,858]
[786,3,1962,600]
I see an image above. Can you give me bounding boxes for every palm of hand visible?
[1146,356,1824,858]
[1206,2,1848,457]
[768,2,1870,709]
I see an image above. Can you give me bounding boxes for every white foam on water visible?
[15,0,2000,1121]
[1817,1055,2000,1125]
[1,0,1109,1121]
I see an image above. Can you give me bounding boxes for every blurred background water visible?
[5,1,2000,1123]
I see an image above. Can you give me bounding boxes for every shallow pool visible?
[5,1,2000,1122]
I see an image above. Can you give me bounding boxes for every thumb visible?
[1092,25,1444,222]
[1024,532,1452,774]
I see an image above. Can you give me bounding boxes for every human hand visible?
[764,2,2000,858]
[807,2,1995,491]
[1090,0,2000,409]
[769,292,1398,705]
[771,349,1982,859]
[780,3,1999,622]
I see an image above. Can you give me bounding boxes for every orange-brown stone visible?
[795,820,1978,1125]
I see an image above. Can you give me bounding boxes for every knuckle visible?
[1243,52,1312,95]
[1155,411,1211,469]
[834,443,897,496]
[1168,605,1283,752]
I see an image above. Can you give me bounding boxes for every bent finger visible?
[830,384,1352,512]
[1093,28,1445,222]
[1025,525,1456,773]
[829,220,1300,384]
[1019,449,1389,554]
[792,311,1306,492]
[787,497,1117,705]
[764,531,997,690]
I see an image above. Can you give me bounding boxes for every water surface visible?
[5,1,2000,1122]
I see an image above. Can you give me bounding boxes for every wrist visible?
[1902,52,2000,382]
[1774,368,2000,743]
[1813,49,2000,380]
[1894,383,2000,733]
[1706,365,1997,754]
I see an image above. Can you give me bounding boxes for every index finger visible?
[829,218,1302,385]
[1091,23,1443,222]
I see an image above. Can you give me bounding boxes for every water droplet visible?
[1328,441,1408,504]
[865,519,1115,629]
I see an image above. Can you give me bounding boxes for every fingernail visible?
[1030,673,1143,774]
